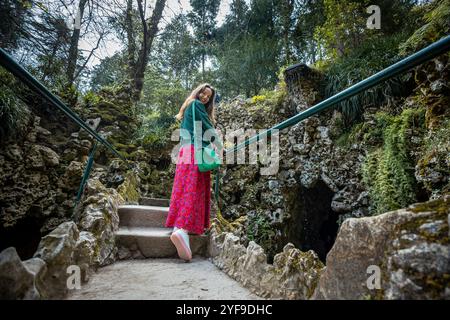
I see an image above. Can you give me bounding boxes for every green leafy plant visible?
[399,0,450,56]
[246,211,277,257]
[362,107,426,214]
[83,90,101,107]
[318,32,413,127]
[135,111,176,149]
[0,67,30,140]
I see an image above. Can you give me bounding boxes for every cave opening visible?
[0,211,43,260]
[285,179,338,263]
[153,156,171,171]
[231,189,244,204]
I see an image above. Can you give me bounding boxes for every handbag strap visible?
[192,100,199,152]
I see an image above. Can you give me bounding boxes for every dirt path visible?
[66,258,263,300]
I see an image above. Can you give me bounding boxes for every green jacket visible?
[180,99,223,150]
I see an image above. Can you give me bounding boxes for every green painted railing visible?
[0,48,126,162]
[214,35,450,204]
[0,48,128,210]
[2,34,449,209]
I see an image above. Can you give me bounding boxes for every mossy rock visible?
[117,171,140,204]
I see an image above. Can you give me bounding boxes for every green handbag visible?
[192,101,221,172]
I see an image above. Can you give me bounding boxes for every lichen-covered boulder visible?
[59,160,84,191]
[76,178,123,266]
[22,257,47,299]
[74,231,97,283]
[33,221,79,299]
[265,243,325,299]
[212,232,247,278]
[312,195,450,300]
[0,247,38,299]
[116,171,140,204]
[36,145,60,167]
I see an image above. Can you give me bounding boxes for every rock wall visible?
[0,111,100,258]
[209,35,449,299]
[208,228,324,299]
[214,53,449,262]
[0,79,165,258]
[312,195,449,300]
[208,195,449,300]
[0,176,125,299]
[214,68,367,261]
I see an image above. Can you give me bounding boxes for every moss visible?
[58,83,78,107]
[416,118,450,193]
[409,194,450,216]
[247,79,287,112]
[379,196,450,299]
[251,95,267,104]
[211,207,247,234]
[334,111,394,150]
[335,131,351,148]
[117,171,140,203]
[246,210,278,259]
[83,90,101,107]
[112,142,135,152]
[425,95,450,129]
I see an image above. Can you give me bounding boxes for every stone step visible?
[139,197,170,207]
[118,205,169,228]
[115,227,208,258]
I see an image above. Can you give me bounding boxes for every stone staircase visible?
[115,197,209,259]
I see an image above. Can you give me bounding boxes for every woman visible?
[165,83,223,262]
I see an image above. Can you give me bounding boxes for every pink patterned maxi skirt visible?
[165,144,211,235]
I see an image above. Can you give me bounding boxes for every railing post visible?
[74,140,98,213]
[214,168,220,204]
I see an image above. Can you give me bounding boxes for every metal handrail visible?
[215,35,450,203]
[0,47,130,212]
[0,48,127,162]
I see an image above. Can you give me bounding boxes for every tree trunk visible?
[66,0,88,86]
[126,0,136,81]
[202,52,205,80]
[200,14,205,81]
[42,40,61,82]
[132,0,167,101]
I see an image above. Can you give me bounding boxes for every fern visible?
[319,32,413,127]
[362,108,426,214]
[0,67,31,141]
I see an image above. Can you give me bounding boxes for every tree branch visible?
[73,32,104,81]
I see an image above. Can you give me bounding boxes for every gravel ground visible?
[66,257,263,300]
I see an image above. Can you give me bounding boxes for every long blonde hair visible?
[175,83,216,125]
